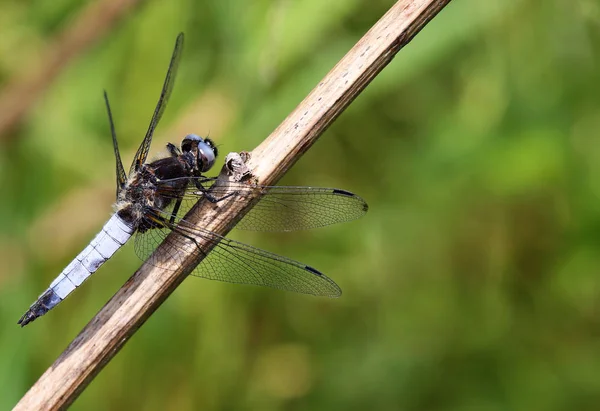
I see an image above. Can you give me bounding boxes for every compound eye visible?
[197,140,216,172]
[181,134,203,152]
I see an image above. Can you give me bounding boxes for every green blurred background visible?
[1,0,600,409]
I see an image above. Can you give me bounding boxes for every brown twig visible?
[0,0,145,139]
[13,0,453,409]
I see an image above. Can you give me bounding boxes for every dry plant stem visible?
[14,0,453,409]
[0,0,145,138]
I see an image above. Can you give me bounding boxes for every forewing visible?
[229,185,368,231]
[129,33,184,174]
[104,91,127,197]
[154,178,369,232]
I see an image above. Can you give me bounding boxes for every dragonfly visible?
[18,32,368,327]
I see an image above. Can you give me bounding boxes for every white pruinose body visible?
[19,213,134,325]
[49,213,134,299]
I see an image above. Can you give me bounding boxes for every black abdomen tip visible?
[18,311,37,327]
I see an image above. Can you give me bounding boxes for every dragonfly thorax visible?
[115,134,217,231]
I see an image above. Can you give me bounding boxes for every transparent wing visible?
[133,205,341,297]
[129,33,184,174]
[152,177,369,232]
[103,91,127,198]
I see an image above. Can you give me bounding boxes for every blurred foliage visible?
[1,0,600,409]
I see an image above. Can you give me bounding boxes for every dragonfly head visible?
[181,134,217,173]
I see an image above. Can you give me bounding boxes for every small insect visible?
[18,33,368,326]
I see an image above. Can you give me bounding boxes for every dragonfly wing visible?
[229,185,368,231]
[129,33,184,173]
[155,178,369,231]
[133,203,341,297]
[132,194,196,266]
[103,91,127,198]
[189,231,341,297]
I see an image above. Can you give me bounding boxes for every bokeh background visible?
[1,0,599,409]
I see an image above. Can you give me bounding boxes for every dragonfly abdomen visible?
[18,214,134,326]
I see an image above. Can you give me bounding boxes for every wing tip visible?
[332,188,369,213]
[304,265,342,297]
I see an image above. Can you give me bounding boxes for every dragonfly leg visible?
[169,197,183,224]
[194,179,237,203]
[167,143,181,157]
